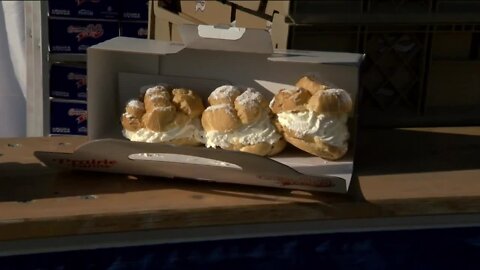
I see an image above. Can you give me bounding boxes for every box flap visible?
[270,50,365,66]
[88,37,184,55]
[179,24,273,54]
[35,139,349,193]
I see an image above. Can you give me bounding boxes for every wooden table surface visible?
[1,127,480,242]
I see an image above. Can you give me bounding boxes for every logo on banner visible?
[68,72,87,88]
[67,24,104,41]
[68,108,87,124]
[137,27,148,37]
[52,158,117,169]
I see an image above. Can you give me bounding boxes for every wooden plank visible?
[0,127,479,241]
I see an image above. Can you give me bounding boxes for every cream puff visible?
[121,85,205,146]
[271,78,352,160]
[202,86,286,156]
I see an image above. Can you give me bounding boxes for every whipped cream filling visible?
[123,117,205,144]
[204,111,282,149]
[277,111,349,148]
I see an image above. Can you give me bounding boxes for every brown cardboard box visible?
[85,25,363,193]
[150,0,290,49]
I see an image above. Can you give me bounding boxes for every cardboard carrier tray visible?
[36,25,364,193]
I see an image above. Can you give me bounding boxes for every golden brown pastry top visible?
[307,88,353,114]
[201,104,241,132]
[121,85,205,133]
[172,88,205,118]
[270,88,311,114]
[208,85,242,105]
[125,100,146,118]
[295,75,329,94]
[139,84,171,101]
[234,88,269,124]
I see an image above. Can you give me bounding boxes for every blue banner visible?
[2,226,480,269]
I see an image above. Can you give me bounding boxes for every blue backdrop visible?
[2,226,480,269]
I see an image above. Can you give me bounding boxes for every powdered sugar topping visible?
[205,103,237,118]
[148,94,170,102]
[322,88,352,108]
[209,85,241,102]
[151,105,175,112]
[235,88,263,109]
[127,99,144,109]
[324,88,346,96]
[145,86,170,99]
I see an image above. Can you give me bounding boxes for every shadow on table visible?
[0,162,164,203]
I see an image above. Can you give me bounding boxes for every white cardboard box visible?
[85,25,363,193]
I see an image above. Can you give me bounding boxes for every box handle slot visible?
[179,24,273,54]
[128,152,242,170]
[197,25,246,40]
